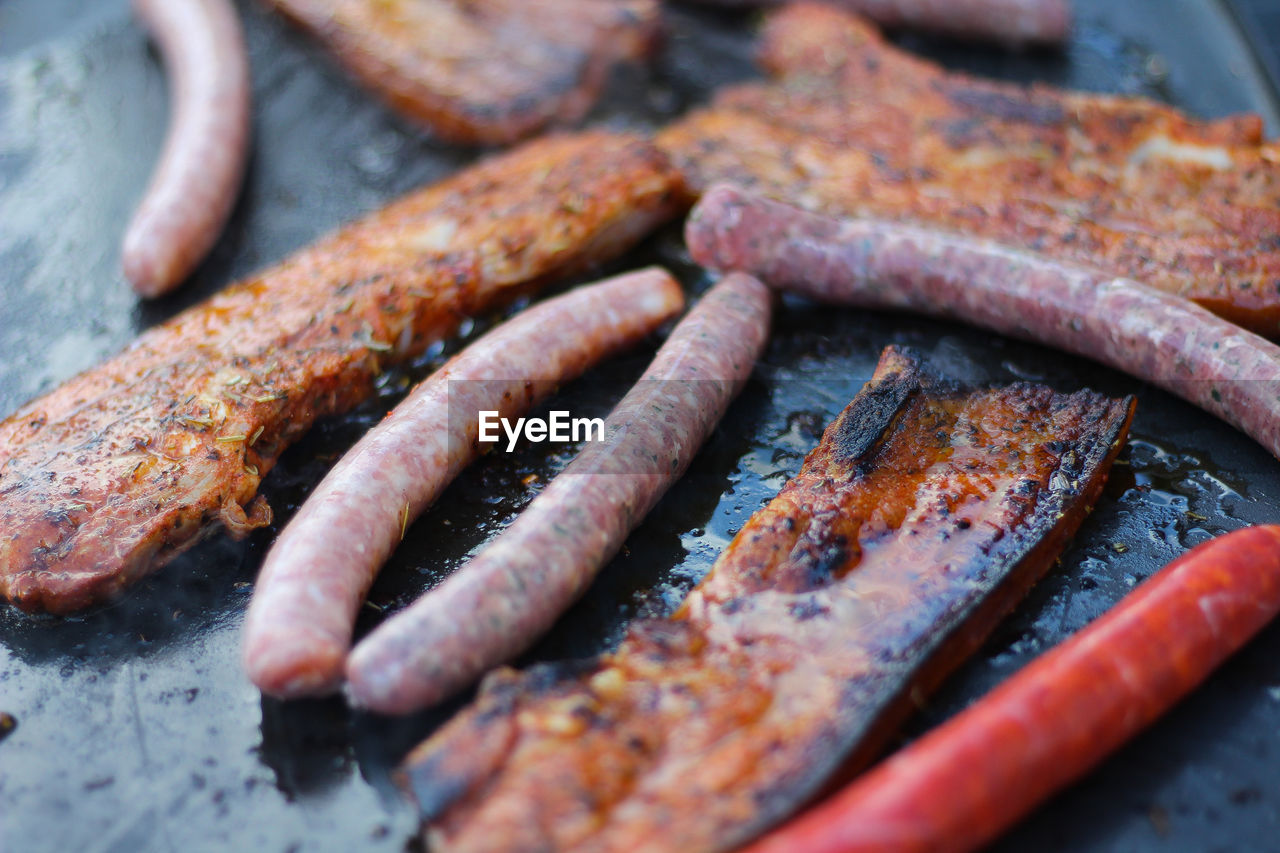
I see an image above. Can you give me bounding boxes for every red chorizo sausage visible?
[742,524,1280,853]
[686,184,1280,461]
[345,272,773,714]
[243,268,685,699]
[123,0,251,297]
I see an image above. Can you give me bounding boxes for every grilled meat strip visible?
[0,131,684,614]
[657,3,1280,335]
[266,0,661,145]
[398,346,1134,853]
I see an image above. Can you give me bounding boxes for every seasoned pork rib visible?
[658,3,1280,334]
[267,0,661,145]
[0,132,684,613]
[398,346,1133,853]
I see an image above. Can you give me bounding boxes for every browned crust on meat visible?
[398,346,1134,853]
[267,0,662,145]
[657,3,1280,334]
[0,132,684,613]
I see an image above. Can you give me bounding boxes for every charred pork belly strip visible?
[657,3,1280,334]
[266,0,661,145]
[0,131,684,614]
[398,346,1133,853]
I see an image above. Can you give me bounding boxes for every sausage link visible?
[842,0,1070,43]
[743,525,1280,853]
[345,272,773,714]
[687,184,1280,461]
[686,0,1070,45]
[123,0,251,297]
[243,268,685,698]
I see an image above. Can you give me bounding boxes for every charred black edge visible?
[400,754,472,826]
[830,351,919,463]
[396,657,605,821]
[753,388,1137,839]
[831,345,965,469]
[394,673,522,822]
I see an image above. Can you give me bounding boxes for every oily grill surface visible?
[1,1,1279,850]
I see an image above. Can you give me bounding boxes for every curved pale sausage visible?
[687,0,1071,45]
[686,184,1280,461]
[123,0,251,297]
[345,272,773,714]
[243,268,685,698]
[844,0,1070,44]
